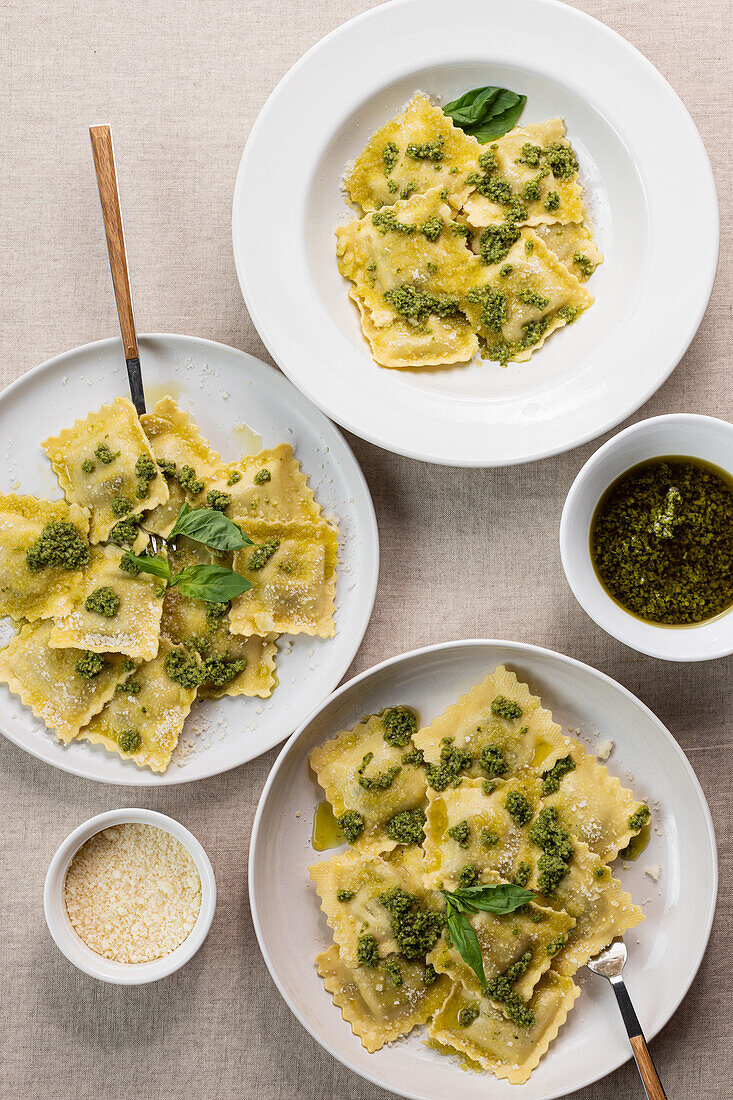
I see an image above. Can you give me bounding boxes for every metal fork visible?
[587,939,667,1099]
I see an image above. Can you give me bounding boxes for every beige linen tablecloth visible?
[1,1,730,1096]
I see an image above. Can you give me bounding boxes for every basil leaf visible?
[170,563,252,602]
[450,883,535,915]
[446,908,487,993]
[168,502,252,551]
[443,86,526,142]
[121,552,172,581]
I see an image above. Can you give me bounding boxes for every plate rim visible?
[248,636,718,1099]
[0,332,380,784]
[232,0,719,467]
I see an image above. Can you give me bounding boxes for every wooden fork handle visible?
[611,978,667,1100]
[89,125,138,362]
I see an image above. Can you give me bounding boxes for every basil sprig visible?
[443,86,526,143]
[169,563,251,601]
[442,883,535,992]
[122,503,254,603]
[168,501,252,551]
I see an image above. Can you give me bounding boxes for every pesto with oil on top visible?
[591,458,733,624]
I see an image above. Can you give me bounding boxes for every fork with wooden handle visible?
[587,939,667,1099]
[89,124,146,416]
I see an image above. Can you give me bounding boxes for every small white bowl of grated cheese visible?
[44,808,216,984]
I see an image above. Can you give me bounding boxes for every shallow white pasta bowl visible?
[560,414,733,662]
[0,334,379,783]
[44,808,216,985]
[249,639,717,1100]
[232,0,718,466]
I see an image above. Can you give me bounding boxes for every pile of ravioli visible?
[0,395,337,772]
[337,93,602,369]
[308,666,647,1083]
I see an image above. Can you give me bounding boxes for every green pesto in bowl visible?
[590,455,733,625]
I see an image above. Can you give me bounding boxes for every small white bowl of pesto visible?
[560,414,733,661]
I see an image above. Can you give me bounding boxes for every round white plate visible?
[233,0,718,466]
[250,639,717,1100]
[0,334,378,785]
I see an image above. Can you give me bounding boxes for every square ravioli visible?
[429,971,580,1084]
[309,847,440,966]
[48,545,164,661]
[42,397,168,543]
[0,494,91,622]
[204,443,322,527]
[427,900,574,1002]
[462,118,586,230]
[76,639,197,772]
[344,92,481,213]
[533,221,603,281]
[348,286,478,369]
[229,520,338,637]
[462,228,592,364]
[317,943,452,1053]
[160,536,278,699]
[337,187,482,330]
[413,664,567,782]
[0,620,135,742]
[423,776,543,890]
[140,396,222,538]
[309,710,427,853]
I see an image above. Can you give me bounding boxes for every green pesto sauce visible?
[357,751,401,791]
[458,863,479,888]
[253,468,271,485]
[378,886,444,958]
[480,827,499,847]
[467,284,507,334]
[426,738,472,792]
[158,458,177,476]
[546,932,566,957]
[81,458,95,474]
[385,807,426,845]
[499,263,513,277]
[387,178,399,194]
[111,496,133,518]
[134,454,157,499]
[458,1004,480,1027]
[628,804,651,832]
[424,963,439,985]
[541,754,576,795]
[117,728,141,754]
[383,956,403,987]
[337,809,365,844]
[384,284,460,323]
[336,888,355,902]
[421,215,443,242]
[227,470,242,486]
[529,807,573,896]
[177,464,205,496]
[405,135,444,162]
[117,678,141,694]
[492,695,522,720]
[206,489,231,513]
[382,705,418,747]
[447,819,471,848]
[109,513,144,548]
[505,791,532,826]
[75,651,107,679]
[372,208,415,236]
[512,861,532,887]
[95,442,119,465]
[619,821,652,861]
[400,180,417,200]
[164,651,203,689]
[357,933,379,968]
[26,521,91,573]
[573,251,595,277]
[85,586,120,618]
[485,950,534,1028]
[382,141,399,175]
[544,190,560,212]
[591,458,733,625]
[517,289,550,311]
[479,744,508,779]
[247,537,280,571]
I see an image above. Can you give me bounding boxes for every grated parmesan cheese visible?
[64,823,201,964]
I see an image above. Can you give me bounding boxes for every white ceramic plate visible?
[0,334,378,785]
[233,0,718,467]
[250,639,717,1100]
